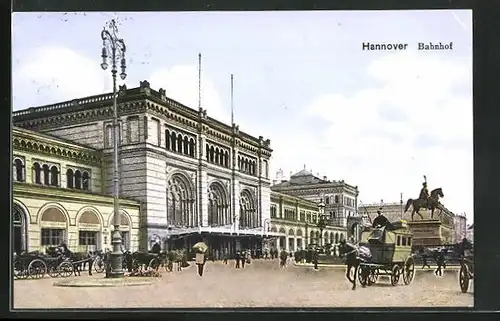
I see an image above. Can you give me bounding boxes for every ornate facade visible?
[12,127,141,253]
[13,81,273,254]
[271,168,359,230]
[269,192,346,252]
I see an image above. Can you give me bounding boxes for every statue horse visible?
[338,240,370,290]
[404,188,444,221]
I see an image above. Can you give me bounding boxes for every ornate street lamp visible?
[100,19,127,278]
[317,199,326,247]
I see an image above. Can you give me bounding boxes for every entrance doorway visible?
[12,204,26,254]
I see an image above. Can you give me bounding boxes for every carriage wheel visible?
[459,264,470,293]
[132,258,141,272]
[391,265,401,286]
[58,262,74,278]
[28,259,47,279]
[93,257,105,273]
[368,269,379,286]
[148,258,160,271]
[403,257,415,285]
[47,264,60,278]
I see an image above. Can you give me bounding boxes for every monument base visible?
[407,219,443,247]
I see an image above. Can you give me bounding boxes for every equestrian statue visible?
[404,175,445,221]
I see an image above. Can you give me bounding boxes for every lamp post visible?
[166,225,172,251]
[100,19,127,278]
[317,199,326,247]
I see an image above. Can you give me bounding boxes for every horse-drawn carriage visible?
[13,246,94,280]
[355,221,415,287]
[459,247,474,293]
[13,251,79,279]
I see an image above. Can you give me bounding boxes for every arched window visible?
[66,169,74,188]
[209,146,215,163]
[215,148,220,165]
[205,144,210,161]
[171,132,177,152]
[165,130,171,150]
[183,136,189,155]
[224,151,229,167]
[13,158,25,182]
[104,125,113,148]
[42,164,50,185]
[82,171,90,191]
[208,182,229,226]
[74,170,82,189]
[189,138,196,157]
[177,134,183,152]
[335,195,339,203]
[50,166,59,186]
[335,232,339,244]
[325,197,330,205]
[240,189,258,229]
[166,173,196,227]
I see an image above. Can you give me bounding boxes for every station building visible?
[12,81,276,255]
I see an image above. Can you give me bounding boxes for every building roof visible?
[468,223,474,230]
[291,169,314,178]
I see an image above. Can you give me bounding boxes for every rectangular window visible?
[263,160,269,178]
[300,210,305,222]
[270,205,277,218]
[41,228,65,246]
[149,118,160,146]
[79,231,98,246]
[128,116,140,143]
[402,236,407,246]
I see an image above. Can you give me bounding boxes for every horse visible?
[338,240,370,290]
[58,244,93,276]
[404,188,445,221]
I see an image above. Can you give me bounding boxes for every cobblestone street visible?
[13,260,473,309]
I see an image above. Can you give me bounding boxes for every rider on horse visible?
[419,176,430,209]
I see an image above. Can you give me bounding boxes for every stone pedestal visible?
[407,220,442,246]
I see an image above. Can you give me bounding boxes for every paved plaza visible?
[13,260,473,309]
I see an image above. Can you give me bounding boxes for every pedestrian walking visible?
[241,250,247,268]
[223,249,228,264]
[196,251,206,277]
[235,251,241,268]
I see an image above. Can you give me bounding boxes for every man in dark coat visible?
[235,251,241,268]
[372,208,390,228]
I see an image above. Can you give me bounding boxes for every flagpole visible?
[400,192,403,219]
[231,74,234,126]
[198,53,202,110]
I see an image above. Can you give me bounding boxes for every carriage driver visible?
[372,207,390,228]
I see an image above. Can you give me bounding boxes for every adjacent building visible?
[466,223,474,243]
[271,168,359,229]
[268,191,346,252]
[12,126,142,254]
[12,81,275,255]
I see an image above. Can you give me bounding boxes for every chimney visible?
[323,175,327,181]
[272,180,277,185]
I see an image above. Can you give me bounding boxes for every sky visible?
[11,10,473,223]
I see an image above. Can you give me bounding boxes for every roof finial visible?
[303,164,306,170]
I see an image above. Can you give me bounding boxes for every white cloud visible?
[149,65,227,124]
[13,46,111,110]
[270,51,473,221]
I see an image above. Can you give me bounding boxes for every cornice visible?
[13,131,102,166]
[13,182,140,207]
